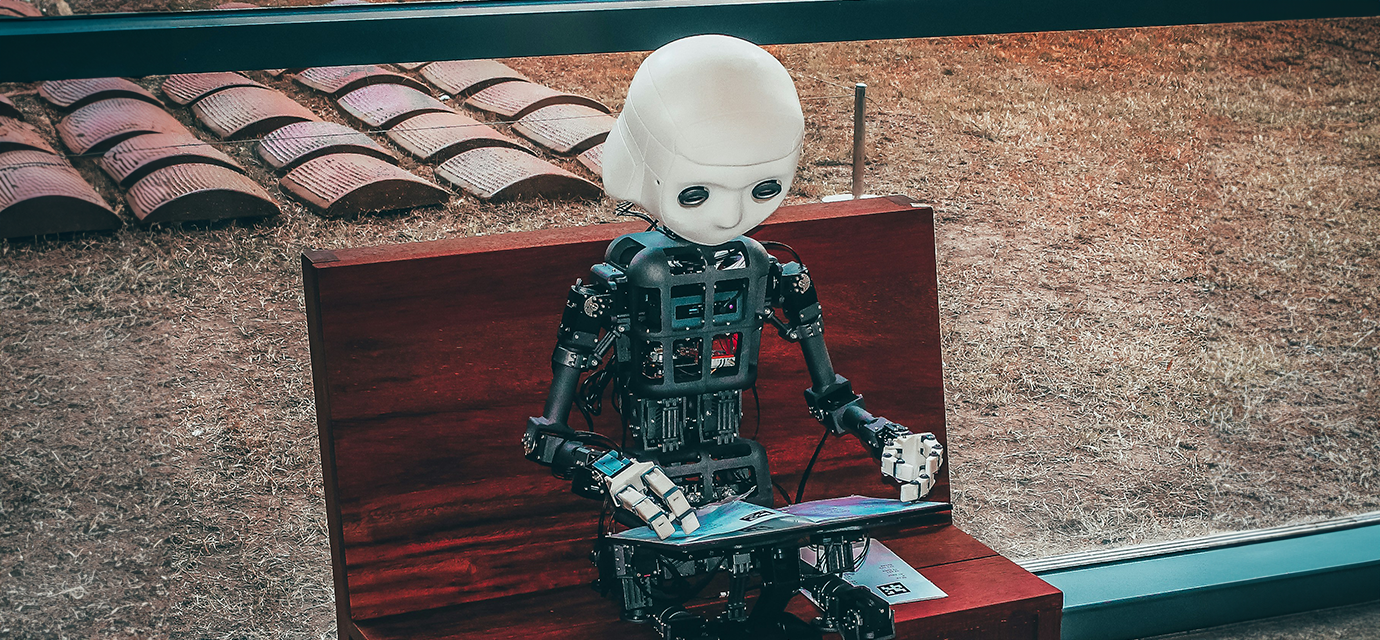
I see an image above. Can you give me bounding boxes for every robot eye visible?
[678,186,709,207]
[752,180,782,200]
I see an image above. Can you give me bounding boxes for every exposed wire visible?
[748,383,762,440]
[577,360,614,423]
[573,429,621,453]
[614,200,656,229]
[795,428,831,504]
[597,500,612,539]
[797,72,861,94]
[574,398,596,431]
[758,240,802,264]
[772,481,793,506]
[805,536,872,574]
[854,536,873,569]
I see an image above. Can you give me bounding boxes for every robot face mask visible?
[603,35,805,247]
[650,150,799,247]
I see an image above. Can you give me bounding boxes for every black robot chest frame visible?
[586,230,775,505]
[609,230,771,398]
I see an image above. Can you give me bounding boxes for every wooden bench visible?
[304,195,1062,639]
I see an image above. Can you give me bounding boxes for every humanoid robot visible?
[521,35,947,639]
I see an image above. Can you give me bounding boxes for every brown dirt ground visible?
[2,18,1378,639]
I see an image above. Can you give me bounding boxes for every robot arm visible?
[523,279,699,538]
[767,258,945,502]
[522,280,612,480]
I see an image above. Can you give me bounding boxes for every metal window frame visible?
[1,0,1378,81]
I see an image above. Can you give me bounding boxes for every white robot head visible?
[602,35,805,246]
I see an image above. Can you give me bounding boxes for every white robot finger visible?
[613,484,676,539]
[899,473,934,503]
[642,467,701,534]
[901,433,929,468]
[884,433,924,481]
[881,441,902,477]
[918,433,944,475]
[604,458,656,496]
[600,456,679,539]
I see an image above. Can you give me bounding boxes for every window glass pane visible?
[3,22,1375,639]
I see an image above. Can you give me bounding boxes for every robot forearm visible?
[524,278,616,485]
[802,376,917,457]
[773,259,869,432]
[803,385,945,501]
[541,367,582,425]
[775,259,945,501]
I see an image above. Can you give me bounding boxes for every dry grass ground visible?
[1,18,1377,639]
[1159,600,1380,640]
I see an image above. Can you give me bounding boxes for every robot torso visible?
[590,230,776,505]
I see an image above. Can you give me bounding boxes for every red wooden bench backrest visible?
[304,195,949,623]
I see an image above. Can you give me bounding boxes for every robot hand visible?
[880,431,944,502]
[592,451,701,539]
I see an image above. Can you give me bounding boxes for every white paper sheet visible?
[801,539,947,606]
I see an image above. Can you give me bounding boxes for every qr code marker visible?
[877,582,911,597]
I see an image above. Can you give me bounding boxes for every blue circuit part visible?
[592,451,632,478]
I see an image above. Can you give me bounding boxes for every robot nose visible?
[706,199,744,230]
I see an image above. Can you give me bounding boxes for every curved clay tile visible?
[280,153,450,216]
[293,65,429,97]
[0,149,68,169]
[257,120,396,172]
[464,81,608,120]
[434,146,601,202]
[57,98,190,155]
[511,103,614,155]
[99,132,243,188]
[0,117,57,154]
[0,150,120,238]
[337,84,452,130]
[577,143,602,176]
[420,60,529,98]
[0,0,43,17]
[162,72,267,106]
[126,163,279,224]
[386,111,527,162]
[192,86,320,140]
[39,78,163,110]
